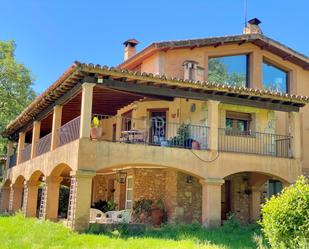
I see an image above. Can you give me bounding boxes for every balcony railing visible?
[21,143,32,163]
[92,114,209,150]
[9,154,17,168]
[36,133,52,156]
[57,116,81,147]
[218,128,292,158]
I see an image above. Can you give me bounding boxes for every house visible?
[1,19,309,231]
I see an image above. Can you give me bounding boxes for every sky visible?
[1,0,308,94]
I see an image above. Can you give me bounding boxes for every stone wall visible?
[92,168,203,224]
[175,172,202,223]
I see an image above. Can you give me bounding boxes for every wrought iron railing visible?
[21,144,32,163]
[36,133,52,156]
[57,116,81,147]
[218,128,292,158]
[91,114,209,150]
[9,154,17,168]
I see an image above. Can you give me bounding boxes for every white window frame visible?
[125,176,133,209]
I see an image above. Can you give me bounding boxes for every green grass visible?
[0,214,261,249]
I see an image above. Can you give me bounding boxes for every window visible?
[125,176,133,209]
[208,55,249,87]
[268,180,282,197]
[225,111,251,134]
[263,61,288,93]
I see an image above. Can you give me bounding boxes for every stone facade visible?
[92,168,202,224]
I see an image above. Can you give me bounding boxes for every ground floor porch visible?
[0,163,286,231]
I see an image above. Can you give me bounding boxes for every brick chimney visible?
[243,18,263,34]
[123,39,139,61]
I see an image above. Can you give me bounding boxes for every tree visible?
[0,40,36,155]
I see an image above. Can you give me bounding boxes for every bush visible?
[259,176,309,248]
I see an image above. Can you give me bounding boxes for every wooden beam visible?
[10,83,83,140]
[98,79,300,112]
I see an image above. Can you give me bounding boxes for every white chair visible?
[89,208,112,223]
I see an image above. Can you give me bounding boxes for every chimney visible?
[123,39,139,61]
[243,18,263,34]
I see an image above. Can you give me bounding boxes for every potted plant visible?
[151,198,165,226]
[170,123,191,148]
[191,140,200,150]
[91,116,102,139]
[133,199,153,222]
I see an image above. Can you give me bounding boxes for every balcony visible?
[218,128,292,158]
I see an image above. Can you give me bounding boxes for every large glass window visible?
[208,55,248,87]
[263,61,288,93]
[225,111,251,135]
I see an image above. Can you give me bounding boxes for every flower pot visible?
[191,140,200,150]
[151,209,164,226]
[91,127,98,139]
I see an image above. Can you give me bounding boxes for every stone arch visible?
[2,179,11,188]
[14,175,25,186]
[96,163,206,180]
[29,170,44,182]
[220,170,290,185]
[49,163,73,178]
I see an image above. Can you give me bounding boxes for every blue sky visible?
[1,0,308,94]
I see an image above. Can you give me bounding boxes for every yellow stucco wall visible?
[133,42,309,172]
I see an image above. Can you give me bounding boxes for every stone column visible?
[80,83,95,138]
[42,176,63,221]
[249,187,261,222]
[16,132,26,165]
[0,186,11,212]
[31,121,41,159]
[22,180,39,217]
[11,183,24,212]
[51,105,63,150]
[289,112,301,159]
[6,141,14,169]
[207,100,220,151]
[67,170,95,231]
[200,178,224,228]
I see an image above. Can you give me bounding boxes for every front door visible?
[221,180,232,220]
[149,111,167,145]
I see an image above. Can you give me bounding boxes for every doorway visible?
[148,110,167,145]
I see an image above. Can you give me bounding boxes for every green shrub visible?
[259,176,309,248]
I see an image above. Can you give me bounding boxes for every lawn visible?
[0,214,261,249]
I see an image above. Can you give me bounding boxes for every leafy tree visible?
[0,40,36,155]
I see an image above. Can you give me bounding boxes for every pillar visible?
[249,187,261,222]
[51,105,63,150]
[289,112,301,159]
[11,183,24,212]
[31,121,41,159]
[16,132,25,165]
[0,186,11,212]
[207,100,220,151]
[200,178,224,228]
[80,83,95,138]
[6,141,14,169]
[40,176,63,221]
[67,170,95,231]
[22,180,39,217]
[249,51,262,89]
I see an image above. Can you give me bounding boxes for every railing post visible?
[207,100,220,151]
[51,105,63,150]
[16,132,25,165]
[6,140,14,169]
[31,121,41,159]
[80,83,95,138]
[289,112,301,159]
